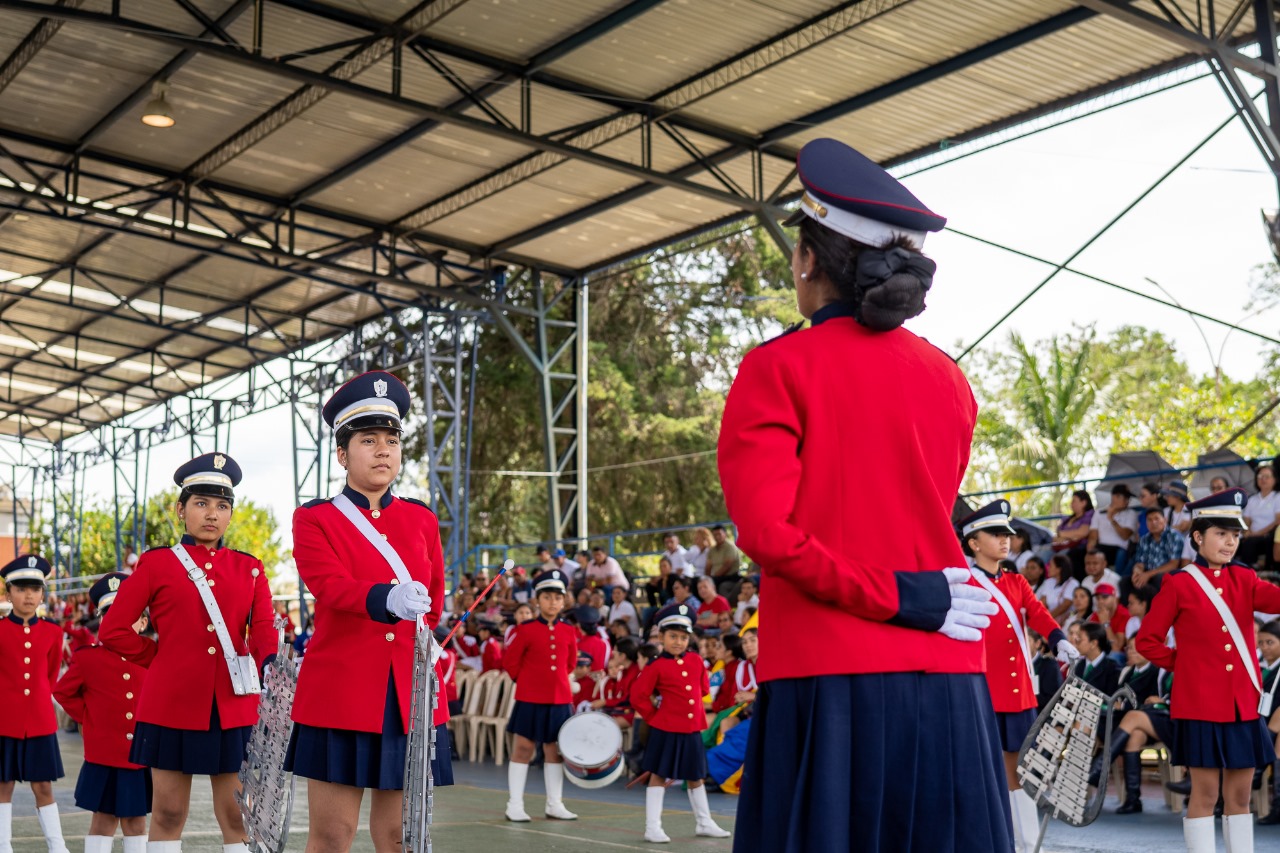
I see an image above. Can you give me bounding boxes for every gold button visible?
[123,673,131,681]
[550,655,556,660]
[208,580,215,586]
[207,624,215,632]
[24,642,31,648]
[1010,672,1017,678]
[23,657,30,664]
[386,633,395,642]
[551,665,557,671]
[1222,626,1229,633]
[687,713,694,719]
[24,689,30,695]
[204,562,213,570]
[1225,644,1232,651]
[372,510,381,519]
[126,733,133,741]
[126,693,133,699]
[1227,664,1234,671]
[688,698,695,705]
[126,712,133,720]
[1006,623,1012,629]
[24,627,30,634]
[23,673,30,680]
[208,647,216,655]
[685,685,692,691]
[1214,571,1221,577]
[390,579,400,585]
[550,645,556,650]
[676,657,683,664]
[1009,656,1015,662]
[120,656,126,662]
[1215,588,1223,595]
[381,534,388,540]
[1013,689,1019,694]
[681,671,688,676]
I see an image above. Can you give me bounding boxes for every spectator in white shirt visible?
[1088,484,1138,572]
[1080,549,1121,595]
[585,546,629,592]
[1240,464,1280,568]
[661,532,692,578]
[684,526,713,576]
[1161,480,1192,534]
[607,585,640,635]
[734,577,759,626]
[1039,554,1079,623]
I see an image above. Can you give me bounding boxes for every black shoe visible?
[1090,730,1129,788]
[1254,766,1266,790]
[1116,752,1143,815]
[1164,777,1192,796]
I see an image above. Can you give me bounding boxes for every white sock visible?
[84,836,113,853]
[36,804,69,853]
[543,762,564,805]
[1223,813,1252,853]
[507,761,529,804]
[645,786,666,835]
[1183,816,1216,853]
[122,837,145,853]
[145,842,182,853]
[0,803,11,853]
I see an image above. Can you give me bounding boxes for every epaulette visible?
[229,548,260,561]
[142,546,169,556]
[760,320,805,347]
[399,496,437,515]
[302,497,332,509]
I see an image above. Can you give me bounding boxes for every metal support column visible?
[575,278,589,546]
[290,360,330,506]
[47,445,82,578]
[1255,0,1280,197]
[6,464,38,558]
[110,427,143,570]
[421,312,474,570]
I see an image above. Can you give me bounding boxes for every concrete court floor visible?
[5,731,1264,852]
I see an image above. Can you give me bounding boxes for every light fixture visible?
[141,81,175,128]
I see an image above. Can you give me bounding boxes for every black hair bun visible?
[854,247,935,331]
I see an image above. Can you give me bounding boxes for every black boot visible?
[1090,730,1129,788]
[1260,761,1280,826]
[1164,774,1192,796]
[1116,752,1143,814]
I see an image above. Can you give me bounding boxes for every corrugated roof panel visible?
[423,0,639,64]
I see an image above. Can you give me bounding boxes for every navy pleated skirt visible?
[287,676,452,789]
[0,733,64,782]
[1142,707,1176,749]
[642,728,707,782]
[994,708,1037,753]
[74,762,152,817]
[1172,718,1276,769]
[130,701,250,776]
[506,700,572,743]
[733,673,1013,853]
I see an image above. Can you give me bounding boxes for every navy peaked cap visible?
[90,571,131,610]
[174,452,241,501]
[785,138,946,246]
[1,554,51,585]
[323,370,411,436]
[958,499,1016,538]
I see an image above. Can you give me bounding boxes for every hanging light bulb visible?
[141,81,175,128]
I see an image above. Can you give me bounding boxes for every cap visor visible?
[781,208,806,227]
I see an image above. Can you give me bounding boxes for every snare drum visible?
[557,711,624,788]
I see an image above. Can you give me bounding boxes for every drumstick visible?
[441,559,513,647]
[625,771,676,789]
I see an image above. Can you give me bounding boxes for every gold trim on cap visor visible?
[334,403,401,428]
[1192,508,1245,519]
[801,192,828,219]
[962,517,1014,536]
[97,592,118,608]
[181,473,233,488]
[5,568,46,583]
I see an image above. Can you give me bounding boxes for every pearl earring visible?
[800,272,807,280]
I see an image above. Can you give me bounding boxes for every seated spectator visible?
[716,610,736,636]
[648,576,696,632]
[570,549,591,595]
[1080,549,1120,594]
[720,628,759,736]
[1125,586,1156,646]
[1071,622,1120,694]
[1241,464,1280,568]
[608,585,640,635]
[502,567,534,608]
[585,546,628,594]
[535,545,558,573]
[1087,485,1137,575]
[1134,482,1164,539]
[643,556,679,612]
[505,602,534,645]
[1039,554,1078,624]
[1128,506,1184,594]
[608,619,633,641]
[734,578,758,627]
[1258,621,1280,824]
[591,639,641,729]
[1027,629,1063,712]
[1021,556,1046,592]
[1088,584,1130,657]
[685,527,713,577]
[476,618,504,673]
[1009,530,1036,571]
[695,576,732,628]
[574,604,611,672]
[590,588,609,623]
[1062,586,1094,631]
[705,525,742,595]
[1209,475,1230,493]
[708,634,742,714]
[575,587,592,606]
[1162,480,1192,534]
[700,632,724,670]
[638,643,660,669]
[1051,489,1094,578]
[660,532,692,578]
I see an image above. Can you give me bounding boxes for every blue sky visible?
[69,70,1280,553]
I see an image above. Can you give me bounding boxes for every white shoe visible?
[543,763,578,820]
[505,800,532,822]
[688,785,731,838]
[36,804,70,853]
[643,828,672,843]
[644,786,670,842]
[544,801,579,821]
[506,761,531,821]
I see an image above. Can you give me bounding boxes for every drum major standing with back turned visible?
[716,138,1003,852]
[55,573,152,853]
[100,454,275,853]
[284,370,449,853]
[0,555,70,853]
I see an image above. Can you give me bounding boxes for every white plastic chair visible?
[453,670,496,761]
[470,673,516,764]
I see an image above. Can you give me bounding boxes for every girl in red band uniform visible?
[476,619,504,673]
[592,639,640,728]
[0,555,69,853]
[1136,488,1280,853]
[503,569,579,822]
[55,572,151,853]
[282,370,448,853]
[630,605,730,843]
[100,454,274,853]
[958,500,1077,853]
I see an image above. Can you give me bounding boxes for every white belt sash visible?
[971,568,1038,694]
[172,545,260,696]
[1184,566,1265,713]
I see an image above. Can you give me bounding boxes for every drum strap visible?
[1185,566,1264,709]
[171,545,258,695]
[971,568,1038,692]
[332,494,411,584]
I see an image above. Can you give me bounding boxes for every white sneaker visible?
[544,802,578,820]
[643,827,671,843]
[505,800,531,822]
[696,822,732,838]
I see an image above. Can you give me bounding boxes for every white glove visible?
[428,634,444,666]
[1056,638,1081,663]
[937,567,998,642]
[387,581,432,621]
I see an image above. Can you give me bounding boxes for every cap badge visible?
[108,577,120,591]
[1000,501,1009,513]
[213,454,226,471]
[1235,492,1243,505]
[27,556,37,568]
[678,605,688,616]
[373,379,388,398]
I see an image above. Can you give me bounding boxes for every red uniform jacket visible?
[504,617,578,704]
[976,568,1066,714]
[602,663,639,723]
[290,489,446,733]
[53,645,148,768]
[578,630,610,672]
[100,540,275,730]
[64,623,96,651]
[437,648,458,705]
[0,614,61,738]
[711,660,741,714]
[631,652,711,734]
[1135,560,1280,722]
[480,637,504,673]
[718,311,980,682]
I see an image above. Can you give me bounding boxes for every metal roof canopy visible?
[0,0,1277,445]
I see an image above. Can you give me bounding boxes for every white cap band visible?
[5,568,46,584]
[794,192,928,248]
[334,397,402,430]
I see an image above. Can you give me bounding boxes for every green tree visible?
[142,489,287,573]
[32,500,140,576]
